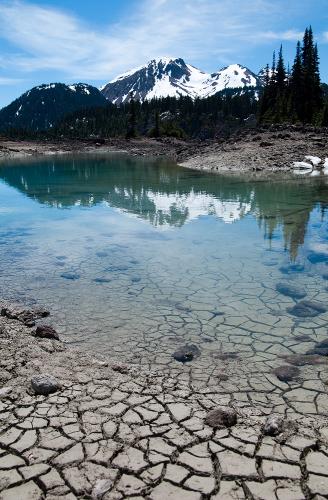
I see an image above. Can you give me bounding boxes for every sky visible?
[0,0,327,108]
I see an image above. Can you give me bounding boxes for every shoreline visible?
[1,125,328,177]
[1,300,328,498]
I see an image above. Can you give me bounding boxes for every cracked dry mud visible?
[1,304,328,499]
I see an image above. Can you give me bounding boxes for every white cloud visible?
[0,0,310,82]
[0,77,22,85]
[256,30,304,41]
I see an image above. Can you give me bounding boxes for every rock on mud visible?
[31,374,60,395]
[172,344,200,363]
[263,414,284,436]
[205,407,237,428]
[35,325,59,340]
[273,365,300,382]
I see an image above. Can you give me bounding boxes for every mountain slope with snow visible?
[101,58,262,104]
[0,83,107,131]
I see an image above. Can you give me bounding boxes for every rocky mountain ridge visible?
[0,83,107,131]
[101,57,262,104]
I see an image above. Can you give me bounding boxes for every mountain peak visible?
[101,59,262,104]
[0,82,106,131]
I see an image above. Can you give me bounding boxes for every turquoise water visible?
[0,154,328,395]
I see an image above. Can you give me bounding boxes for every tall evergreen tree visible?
[276,45,286,91]
[301,26,322,122]
[289,41,304,121]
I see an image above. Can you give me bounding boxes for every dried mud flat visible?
[1,125,328,177]
[1,302,328,499]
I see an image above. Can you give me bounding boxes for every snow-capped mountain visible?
[0,83,107,131]
[100,58,262,104]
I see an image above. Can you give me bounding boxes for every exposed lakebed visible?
[0,153,328,417]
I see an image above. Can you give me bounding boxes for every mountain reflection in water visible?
[0,153,327,259]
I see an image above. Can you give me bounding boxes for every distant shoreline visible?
[0,125,327,177]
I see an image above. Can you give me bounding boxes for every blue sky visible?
[0,0,327,108]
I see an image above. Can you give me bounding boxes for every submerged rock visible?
[293,334,312,342]
[273,365,300,382]
[287,300,326,317]
[60,272,80,280]
[216,352,239,360]
[93,278,111,284]
[307,338,328,356]
[279,264,304,274]
[282,354,326,366]
[276,282,306,299]
[263,414,284,436]
[307,252,328,264]
[205,407,237,428]
[172,344,200,363]
[31,374,60,395]
[35,325,59,340]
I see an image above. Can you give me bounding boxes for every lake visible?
[0,154,328,415]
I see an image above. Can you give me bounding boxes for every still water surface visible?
[0,154,328,401]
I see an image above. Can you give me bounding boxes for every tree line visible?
[52,89,258,140]
[259,26,326,124]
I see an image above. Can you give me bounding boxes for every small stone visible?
[263,415,284,436]
[172,344,200,363]
[35,325,59,340]
[0,387,12,398]
[205,407,237,428]
[273,365,300,382]
[31,374,60,395]
[92,479,113,499]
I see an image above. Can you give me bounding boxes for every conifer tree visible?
[289,41,304,121]
[126,95,137,139]
[154,110,161,137]
[276,45,286,91]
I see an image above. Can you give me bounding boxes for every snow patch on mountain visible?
[100,58,262,104]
